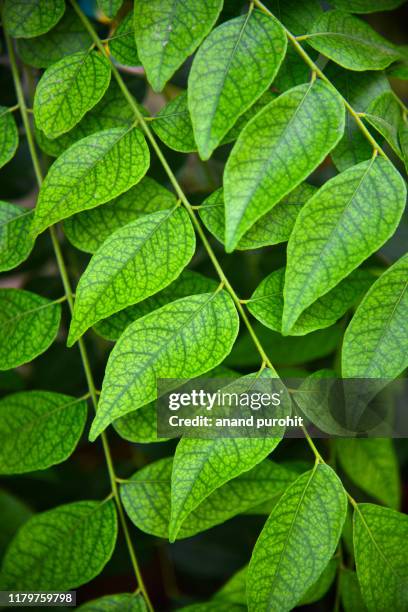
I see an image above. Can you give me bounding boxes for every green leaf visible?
[188,9,287,160]
[68,207,195,344]
[247,464,347,612]
[339,569,367,612]
[0,289,61,370]
[0,391,87,474]
[78,593,147,611]
[353,503,408,610]
[64,177,175,254]
[400,121,408,173]
[224,79,345,252]
[342,253,408,378]
[121,456,296,540]
[34,51,111,138]
[109,11,139,66]
[306,10,401,71]
[282,157,406,334]
[0,500,117,590]
[264,0,321,34]
[200,184,316,251]
[95,270,217,342]
[365,91,404,157]
[17,8,90,69]
[298,558,338,605]
[331,0,406,13]
[0,202,34,272]
[248,268,373,336]
[134,0,223,92]
[213,565,247,605]
[32,127,150,234]
[97,0,123,19]
[274,45,315,93]
[336,438,400,509]
[0,490,32,558]
[90,291,239,440]
[3,0,65,38]
[0,107,19,169]
[35,81,136,157]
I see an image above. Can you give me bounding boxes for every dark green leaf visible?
[264,0,321,35]
[298,558,338,605]
[3,0,65,38]
[331,0,406,13]
[339,569,367,612]
[365,91,404,157]
[0,490,32,558]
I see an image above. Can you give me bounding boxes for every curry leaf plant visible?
[0,0,407,610]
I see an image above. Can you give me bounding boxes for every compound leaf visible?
[336,438,400,509]
[249,268,373,336]
[342,253,408,378]
[3,0,65,38]
[0,107,19,169]
[78,593,147,611]
[90,291,239,440]
[34,51,111,138]
[247,464,347,612]
[307,10,401,71]
[0,500,117,590]
[283,157,406,334]
[97,0,123,19]
[188,9,287,160]
[109,11,139,66]
[33,127,149,234]
[353,503,408,610]
[224,80,345,252]
[68,207,196,345]
[134,0,223,92]
[0,289,61,370]
[0,391,87,474]
[122,456,297,540]
[64,177,176,254]
[0,202,34,272]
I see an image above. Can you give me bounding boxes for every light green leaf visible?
[0,391,87,474]
[247,464,347,612]
[306,10,401,71]
[90,291,239,440]
[283,157,406,334]
[188,9,287,160]
[109,11,139,66]
[200,184,316,251]
[249,268,374,336]
[365,91,404,157]
[34,51,111,138]
[35,81,137,157]
[336,438,400,509]
[122,456,296,540]
[0,500,117,590]
[33,127,149,234]
[78,593,147,612]
[331,0,406,13]
[342,253,408,378]
[298,558,338,605]
[97,0,123,19]
[134,0,223,92]
[68,207,195,344]
[339,569,367,612]
[3,0,65,38]
[0,107,19,169]
[17,8,89,69]
[224,79,345,252]
[0,289,61,370]
[264,0,321,35]
[64,177,175,254]
[353,503,408,610]
[95,270,217,342]
[0,202,34,272]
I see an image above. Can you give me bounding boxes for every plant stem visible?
[4,29,153,612]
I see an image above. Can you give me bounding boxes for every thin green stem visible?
[4,28,152,611]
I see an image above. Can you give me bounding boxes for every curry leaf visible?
[0,107,19,169]
[68,207,196,345]
[0,202,34,271]
[224,79,345,251]
[188,9,287,160]
[3,0,65,38]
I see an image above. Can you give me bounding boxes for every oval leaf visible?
[0,107,19,169]
[90,291,239,440]
[0,391,87,474]
[224,79,345,252]
[68,207,196,345]
[283,158,406,334]
[0,202,34,272]
[188,9,287,160]
[247,464,347,612]
[3,0,65,38]
[33,127,150,235]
